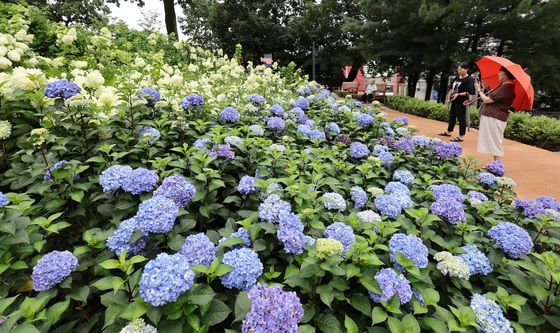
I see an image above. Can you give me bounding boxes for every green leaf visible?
[317,285,334,308]
[187,284,216,306]
[422,317,448,333]
[345,263,361,279]
[349,294,372,316]
[299,324,317,333]
[0,295,19,314]
[214,263,233,277]
[202,299,230,326]
[11,323,41,333]
[344,315,359,333]
[119,299,148,321]
[387,317,404,333]
[402,314,420,333]
[234,291,251,323]
[46,300,70,324]
[314,313,342,333]
[69,190,84,202]
[99,259,121,270]
[371,306,388,325]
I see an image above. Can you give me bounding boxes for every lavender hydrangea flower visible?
[122,168,158,195]
[138,127,160,144]
[478,172,497,186]
[389,233,429,271]
[432,141,462,159]
[139,253,195,307]
[293,107,307,124]
[220,248,263,290]
[430,184,463,203]
[267,117,286,132]
[248,125,264,136]
[324,222,355,254]
[488,222,533,258]
[44,160,70,182]
[269,105,285,117]
[135,196,179,233]
[99,165,133,193]
[357,113,374,127]
[106,217,148,257]
[43,80,81,99]
[259,194,292,223]
[393,116,409,125]
[519,200,547,218]
[277,212,306,255]
[137,87,161,104]
[242,283,304,333]
[209,144,235,160]
[431,198,466,224]
[334,134,350,145]
[458,244,492,275]
[349,142,370,159]
[486,160,505,176]
[394,136,414,154]
[238,175,259,195]
[193,138,212,150]
[180,94,204,110]
[351,186,368,209]
[0,192,8,208]
[322,192,347,211]
[180,233,217,266]
[294,96,309,110]
[247,94,265,106]
[32,250,78,291]
[468,190,489,202]
[411,135,430,148]
[374,194,402,219]
[153,175,196,208]
[470,294,514,333]
[393,170,414,186]
[368,268,412,304]
[220,107,240,122]
[536,196,560,211]
[357,210,382,223]
[325,122,340,134]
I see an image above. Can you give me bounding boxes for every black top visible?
[450,75,475,105]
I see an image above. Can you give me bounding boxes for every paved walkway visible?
[382,107,560,200]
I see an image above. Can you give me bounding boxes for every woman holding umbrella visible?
[475,67,516,160]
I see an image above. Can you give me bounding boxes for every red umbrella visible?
[475,56,534,110]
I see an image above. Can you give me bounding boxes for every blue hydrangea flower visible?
[259,194,292,223]
[193,138,212,150]
[153,175,196,208]
[470,294,514,333]
[432,141,462,159]
[536,196,560,211]
[389,233,429,271]
[325,122,340,134]
[32,250,78,291]
[324,222,355,254]
[180,233,217,266]
[458,244,492,276]
[242,283,304,333]
[368,268,412,304]
[180,94,204,110]
[322,192,347,211]
[430,184,463,203]
[247,93,265,106]
[393,116,409,125]
[43,80,81,99]
[122,168,158,195]
[316,89,330,99]
[357,210,382,223]
[139,253,195,307]
[394,136,415,154]
[381,122,395,136]
[135,196,179,233]
[225,136,243,147]
[488,222,533,258]
[267,117,285,131]
[106,217,148,257]
[486,160,505,176]
[277,212,305,255]
[220,228,252,249]
[138,127,160,144]
[220,248,263,290]
[393,170,414,186]
[304,236,316,249]
[297,124,312,136]
[137,87,161,104]
[269,104,285,117]
[357,113,374,127]
[351,186,368,209]
[308,129,326,141]
[238,175,259,195]
[467,190,489,202]
[0,192,8,208]
[99,165,133,193]
[349,142,370,159]
[411,135,430,148]
[248,124,264,136]
[220,107,240,123]
[372,144,389,156]
[294,96,310,110]
[44,160,70,182]
[292,107,307,124]
[374,194,402,219]
[385,182,410,196]
[431,198,466,224]
[209,144,235,160]
[478,172,497,186]
[378,151,394,167]
[521,200,547,218]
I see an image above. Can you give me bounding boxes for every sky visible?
[107,0,186,38]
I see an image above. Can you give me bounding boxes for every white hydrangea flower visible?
[0,57,11,69]
[84,70,105,89]
[7,49,21,62]
[434,252,470,279]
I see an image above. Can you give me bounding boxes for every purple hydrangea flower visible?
[458,244,492,276]
[374,194,402,219]
[99,165,133,193]
[267,117,285,131]
[430,184,463,203]
[325,122,340,134]
[368,268,412,304]
[139,253,195,306]
[106,217,148,257]
[122,168,158,195]
[277,212,306,255]
[357,113,374,127]
[393,116,409,125]
[180,94,204,110]
[238,175,259,195]
[242,283,304,333]
[259,194,292,223]
[209,144,235,160]
[478,172,497,187]
[393,170,414,186]
[180,233,217,266]
[0,192,8,208]
[138,127,160,144]
[293,107,308,124]
[247,94,265,106]
[351,186,368,209]
[486,160,505,176]
[470,294,514,333]
[394,136,415,154]
[379,136,396,149]
[294,96,309,110]
[43,80,81,99]
[135,196,179,233]
[220,107,240,122]
[488,222,533,258]
[432,141,462,159]
[32,250,78,291]
[468,190,489,202]
[324,222,355,254]
[334,134,350,145]
[153,175,196,208]
[269,104,285,117]
[431,198,466,224]
[137,87,161,104]
[349,142,370,159]
[536,196,560,212]
[389,233,429,271]
[220,248,263,290]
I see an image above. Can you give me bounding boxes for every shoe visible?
[450,137,464,142]
[438,132,451,137]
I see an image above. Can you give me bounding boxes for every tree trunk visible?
[424,70,436,101]
[437,70,449,103]
[496,39,506,56]
[163,0,178,40]
[407,72,419,97]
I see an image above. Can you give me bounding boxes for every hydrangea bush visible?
[0,3,559,332]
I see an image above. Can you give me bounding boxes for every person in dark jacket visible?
[439,63,475,142]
